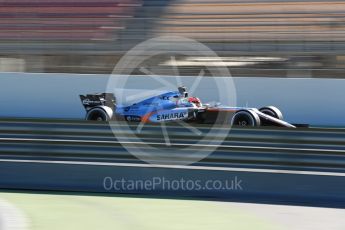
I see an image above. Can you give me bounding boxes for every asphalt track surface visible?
[0,119,345,229]
[0,119,345,172]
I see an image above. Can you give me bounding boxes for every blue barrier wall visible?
[0,161,344,207]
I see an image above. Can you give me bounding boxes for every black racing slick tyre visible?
[85,106,113,121]
[231,110,261,127]
[259,106,283,120]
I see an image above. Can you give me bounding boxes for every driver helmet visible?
[188,97,202,107]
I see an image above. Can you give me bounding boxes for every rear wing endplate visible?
[79,93,116,110]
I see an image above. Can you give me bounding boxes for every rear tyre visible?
[231,110,261,127]
[85,107,112,121]
[259,106,283,120]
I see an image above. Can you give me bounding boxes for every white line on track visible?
[0,137,344,153]
[0,158,345,177]
[0,198,29,230]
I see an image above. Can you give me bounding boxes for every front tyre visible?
[259,106,283,120]
[231,110,261,127]
[85,106,113,121]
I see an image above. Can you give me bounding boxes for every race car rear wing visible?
[79,93,116,111]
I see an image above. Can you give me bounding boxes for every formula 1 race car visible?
[80,87,296,128]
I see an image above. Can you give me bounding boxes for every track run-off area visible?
[1,191,345,230]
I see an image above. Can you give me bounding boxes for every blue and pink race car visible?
[80,86,296,128]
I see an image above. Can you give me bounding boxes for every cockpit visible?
[175,86,203,108]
